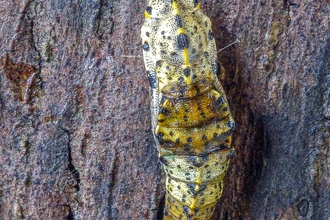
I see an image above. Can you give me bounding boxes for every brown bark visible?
[0,0,329,219]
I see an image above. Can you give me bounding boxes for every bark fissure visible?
[320,39,330,120]
[156,195,165,220]
[95,0,104,35]
[64,204,74,220]
[29,18,44,92]
[108,149,119,219]
[63,128,81,192]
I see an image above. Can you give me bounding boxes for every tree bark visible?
[0,0,329,219]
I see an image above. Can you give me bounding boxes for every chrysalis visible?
[141,1,235,219]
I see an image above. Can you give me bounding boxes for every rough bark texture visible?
[0,0,329,220]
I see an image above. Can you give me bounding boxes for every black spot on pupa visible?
[200,184,207,192]
[175,15,183,27]
[202,135,207,140]
[146,32,150,37]
[159,139,176,148]
[183,115,188,121]
[227,120,235,129]
[187,137,193,142]
[194,26,198,32]
[176,138,180,143]
[184,144,191,151]
[160,107,168,114]
[204,51,209,58]
[177,34,188,50]
[183,206,190,214]
[179,90,185,98]
[216,96,225,106]
[164,209,169,216]
[192,48,196,53]
[195,83,202,93]
[213,133,218,138]
[183,68,191,77]
[212,62,219,74]
[188,156,207,167]
[160,96,166,105]
[161,31,165,35]
[227,150,235,159]
[143,42,150,51]
[146,6,152,15]
[194,0,199,7]
[222,107,228,111]
[158,119,165,123]
[169,131,174,136]
[159,157,169,166]
[156,132,164,141]
[148,74,157,89]
[205,21,208,27]
[156,60,163,67]
[187,184,198,197]
[208,30,214,40]
[170,52,178,57]
[216,124,220,129]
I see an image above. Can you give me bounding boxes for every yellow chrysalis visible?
[141,1,235,219]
